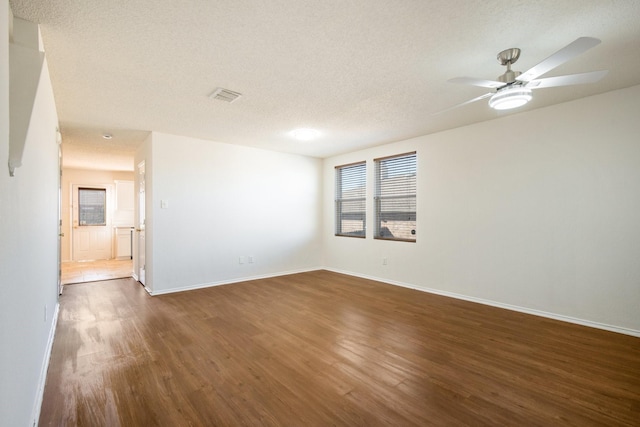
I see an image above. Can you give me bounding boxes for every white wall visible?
[323,85,640,335]
[143,132,323,294]
[1,1,7,151]
[0,11,60,426]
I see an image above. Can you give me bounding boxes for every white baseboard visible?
[148,267,322,296]
[31,302,59,426]
[324,268,640,338]
[133,265,639,337]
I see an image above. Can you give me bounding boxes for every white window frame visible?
[374,152,416,242]
[335,161,366,238]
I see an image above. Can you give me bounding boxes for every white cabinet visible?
[113,180,134,227]
[115,227,133,259]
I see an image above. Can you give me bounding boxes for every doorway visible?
[64,181,133,285]
[57,133,142,287]
[61,172,135,285]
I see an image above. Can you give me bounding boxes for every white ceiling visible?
[10,0,640,170]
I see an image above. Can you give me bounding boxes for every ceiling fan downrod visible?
[497,48,522,84]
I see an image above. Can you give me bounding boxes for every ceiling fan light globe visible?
[489,87,532,110]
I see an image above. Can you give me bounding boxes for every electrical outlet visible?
[383,258,388,265]
[239,256,245,264]
[248,256,254,264]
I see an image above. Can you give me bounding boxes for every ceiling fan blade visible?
[517,37,601,82]
[526,70,608,89]
[434,92,493,115]
[448,77,504,89]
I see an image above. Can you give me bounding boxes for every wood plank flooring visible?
[39,270,640,426]
[61,259,133,285]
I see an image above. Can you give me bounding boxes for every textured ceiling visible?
[9,0,640,170]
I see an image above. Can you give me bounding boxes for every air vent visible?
[209,87,242,103]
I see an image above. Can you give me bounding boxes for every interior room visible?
[2,1,639,425]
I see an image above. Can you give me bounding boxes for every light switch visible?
[161,200,169,209]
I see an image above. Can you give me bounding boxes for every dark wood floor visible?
[39,270,640,426]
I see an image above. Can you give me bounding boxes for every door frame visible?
[134,160,146,286]
[57,129,63,295]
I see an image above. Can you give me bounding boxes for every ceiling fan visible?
[445,37,608,111]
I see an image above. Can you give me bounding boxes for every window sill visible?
[374,237,416,243]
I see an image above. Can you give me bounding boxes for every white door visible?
[137,162,146,285]
[72,184,113,261]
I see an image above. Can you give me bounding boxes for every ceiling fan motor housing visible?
[498,69,521,84]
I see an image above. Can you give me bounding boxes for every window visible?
[374,152,416,241]
[78,188,106,226]
[335,161,366,237]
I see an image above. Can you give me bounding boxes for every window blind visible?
[374,152,416,241]
[335,162,366,237]
[79,188,106,226]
